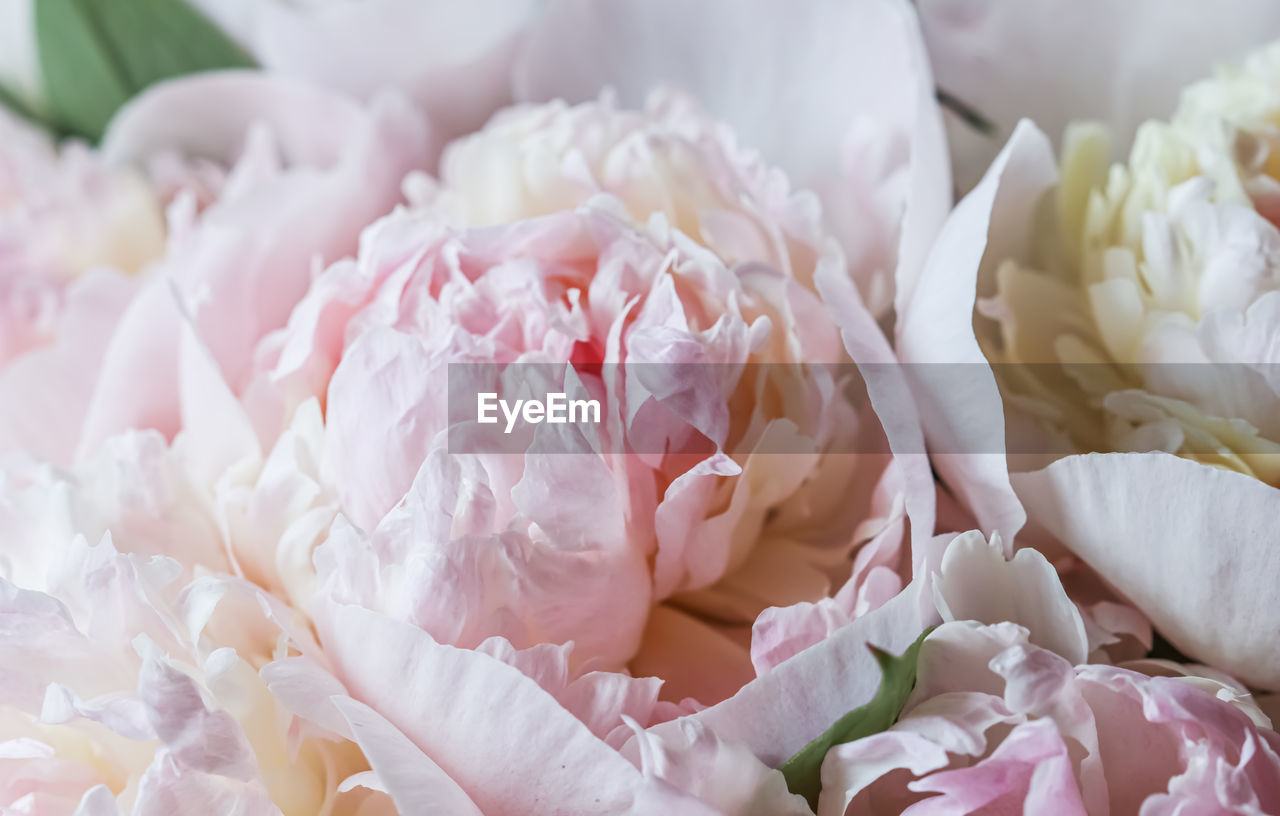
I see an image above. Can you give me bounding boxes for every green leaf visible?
[81,0,254,92]
[33,0,255,143]
[34,0,132,141]
[779,628,933,810]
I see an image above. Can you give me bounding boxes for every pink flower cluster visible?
[3,1,1280,814]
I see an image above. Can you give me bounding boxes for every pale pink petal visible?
[0,272,136,467]
[259,657,352,740]
[132,757,281,816]
[627,717,812,816]
[750,594,867,679]
[904,719,1088,815]
[74,281,184,460]
[177,307,261,488]
[331,697,484,816]
[80,74,430,457]
[820,730,950,816]
[909,620,1030,702]
[102,72,421,171]
[307,603,650,815]
[320,328,443,531]
[818,692,1014,816]
[814,254,936,570]
[646,581,929,767]
[74,785,119,816]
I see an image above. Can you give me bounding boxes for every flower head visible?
[980,43,1280,482]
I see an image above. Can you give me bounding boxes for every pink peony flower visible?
[257,189,887,700]
[202,65,968,811]
[609,529,1245,816]
[818,620,1279,815]
[16,6,1274,816]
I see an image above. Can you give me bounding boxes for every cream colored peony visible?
[980,43,1280,481]
[898,40,1280,690]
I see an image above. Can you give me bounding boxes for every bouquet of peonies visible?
[4,1,1280,813]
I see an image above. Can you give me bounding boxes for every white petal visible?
[1014,452,1280,689]
[897,120,1058,540]
[332,697,484,816]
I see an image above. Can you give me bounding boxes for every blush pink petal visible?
[136,647,259,781]
[813,613,1280,815]
[177,306,261,488]
[746,451,971,678]
[293,603,654,816]
[131,759,283,816]
[0,272,136,467]
[101,72,425,171]
[817,692,1016,816]
[903,719,1088,816]
[815,256,936,563]
[746,519,910,676]
[319,328,444,531]
[314,443,652,670]
[77,74,430,458]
